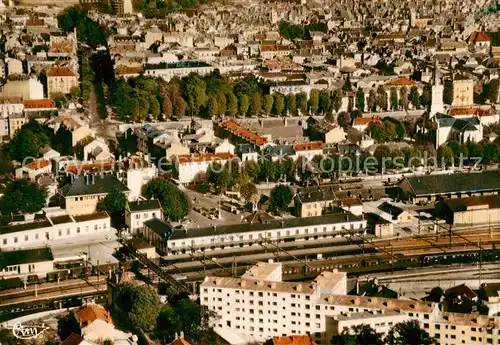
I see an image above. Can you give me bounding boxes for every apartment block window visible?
[2,239,6,245]
[14,237,18,243]
[24,235,28,241]
[66,229,70,235]
[77,227,80,233]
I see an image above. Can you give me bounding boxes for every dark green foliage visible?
[331,324,384,345]
[385,321,437,345]
[98,188,127,214]
[1,179,47,214]
[355,88,365,111]
[279,21,327,40]
[57,313,81,341]
[144,178,189,221]
[7,120,51,161]
[113,284,161,331]
[58,6,107,48]
[269,184,294,211]
[443,79,454,105]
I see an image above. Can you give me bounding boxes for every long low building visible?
[0,247,54,278]
[435,194,500,225]
[0,208,111,251]
[399,170,500,204]
[143,212,367,255]
[201,263,500,345]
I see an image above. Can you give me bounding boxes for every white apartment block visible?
[201,263,348,343]
[125,199,162,235]
[144,61,214,82]
[174,152,234,185]
[0,208,111,251]
[201,263,500,345]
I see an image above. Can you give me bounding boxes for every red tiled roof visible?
[65,161,116,174]
[26,159,50,170]
[385,77,417,87]
[23,99,56,109]
[294,141,324,151]
[354,116,381,126]
[168,338,192,345]
[47,66,76,77]
[470,31,490,43]
[176,152,234,164]
[448,107,491,117]
[270,335,314,345]
[219,119,268,146]
[76,305,112,327]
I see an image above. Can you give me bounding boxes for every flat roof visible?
[0,219,52,235]
[0,248,54,269]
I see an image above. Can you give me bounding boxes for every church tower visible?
[430,61,444,117]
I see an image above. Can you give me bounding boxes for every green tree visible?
[148,95,161,119]
[217,92,227,116]
[443,79,453,105]
[399,86,409,110]
[331,324,384,345]
[421,84,432,108]
[238,94,250,117]
[51,92,68,108]
[409,86,420,109]
[488,78,499,103]
[207,96,218,118]
[227,93,238,117]
[144,178,189,221]
[98,188,127,215]
[113,284,161,331]
[272,93,285,116]
[331,89,343,113]
[182,75,207,116]
[285,93,297,116]
[69,86,81,101]
[161,92,173,119]
[296,92,308,115]
[376,85,388,111]
[367,89,377,112]
[249,93,262,116]
[342,76,352,92]
[8,121,51,161]
[337,111,351,128]
[319,90,332,115]
[437,145,454,167]
[427,286,444,302]
[482,143,499,164]
[156,306,182,343]
[207,162,232,192]
[240,182,258,203]
[243,160,260,182]
[390,87,399,110]
[57,313,81,341]
[308,89,320,114]
[263,94,274,115]
[269,184,294,211]
[1,179,46,215]
[356,88,365,111]
[385,321,437,345]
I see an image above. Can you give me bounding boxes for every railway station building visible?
[398,170,500,204]
[143,212,367,255]
[435,194,500,225]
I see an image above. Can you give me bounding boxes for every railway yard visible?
[1,225,498,322]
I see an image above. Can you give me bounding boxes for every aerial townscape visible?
[0,0,500,344]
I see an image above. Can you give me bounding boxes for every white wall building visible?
[0,79,44,100]
[174,152,234,185]
[0,208,111,251]
[125,199,162,235]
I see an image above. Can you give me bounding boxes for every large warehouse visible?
[435,194,500,225]
[398,170,500,204]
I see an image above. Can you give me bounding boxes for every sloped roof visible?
[76,305,112,327]
[59,175,129,197]
[168,338,191,345]
[47,66,76,77]
[269,335,314,345]
[61,333,85,345]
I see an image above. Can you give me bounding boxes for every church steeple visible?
[434,60,441,86]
